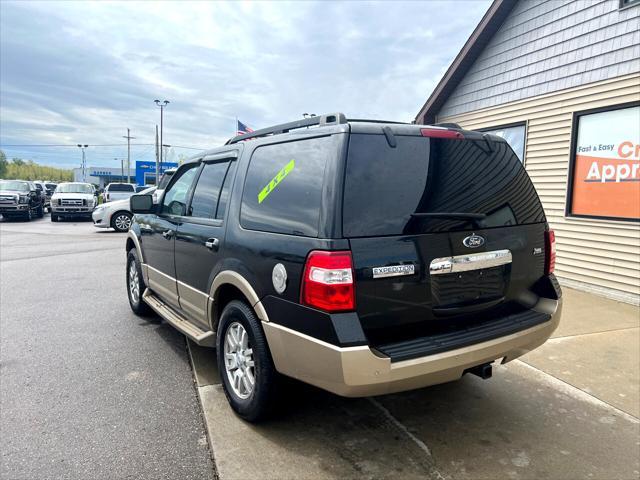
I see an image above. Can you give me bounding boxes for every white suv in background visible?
[103,183,136,202]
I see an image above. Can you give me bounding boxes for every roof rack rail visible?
[346,119,409,125]
[434,122,462,129]
[225,113,347,145]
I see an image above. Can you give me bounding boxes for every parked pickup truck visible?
[103,183,136,203]
[50,182,97,221]
[0,180,45,221]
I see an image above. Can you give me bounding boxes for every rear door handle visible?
[205,238,219,251]
[162,229,174,239]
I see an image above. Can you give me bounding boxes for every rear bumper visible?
[263,297,562,397]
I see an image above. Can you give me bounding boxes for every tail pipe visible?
[464,362,493,380]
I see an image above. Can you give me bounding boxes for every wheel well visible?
[126,237,135,253]
[213,283,251,331]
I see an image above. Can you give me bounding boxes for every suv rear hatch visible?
[343,125,553,361]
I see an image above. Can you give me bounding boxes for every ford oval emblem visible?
[463,234,485,248]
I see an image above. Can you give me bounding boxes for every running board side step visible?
[142,290,216,347]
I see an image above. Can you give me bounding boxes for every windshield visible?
[0,181,30,192]
[107,184,134,192]
[56,183,93,194]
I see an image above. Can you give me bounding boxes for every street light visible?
[302,113,316,118]
[77,144,88,181]
[154,100,169,171]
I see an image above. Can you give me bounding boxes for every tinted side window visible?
[161,165,199,216]
[188,161,230,219]
[240,136,334,237]
[216,162,236,220]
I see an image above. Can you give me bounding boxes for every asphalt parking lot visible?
[1,215,639,480]
[0,215,213,479]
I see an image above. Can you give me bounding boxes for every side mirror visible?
[130,194,155,214]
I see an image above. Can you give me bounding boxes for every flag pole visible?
[235,116,238,137]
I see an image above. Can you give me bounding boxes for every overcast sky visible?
[0,0,490,169]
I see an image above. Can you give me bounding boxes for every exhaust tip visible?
[464,363,493,380]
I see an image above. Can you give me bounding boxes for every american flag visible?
[237,120,254,136]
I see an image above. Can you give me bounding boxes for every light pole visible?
[77,144,88,181]
[154,99,169,172]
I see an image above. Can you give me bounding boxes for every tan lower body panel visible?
[264,298,562,397]
[146,265,180,309]
[177,280,210,328]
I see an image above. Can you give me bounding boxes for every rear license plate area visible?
[431,265,507,307]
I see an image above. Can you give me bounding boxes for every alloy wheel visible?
[128,261,140,304]
[224,322,256,399]
[114,214,132,231]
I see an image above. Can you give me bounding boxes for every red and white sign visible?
[570,106,640,220]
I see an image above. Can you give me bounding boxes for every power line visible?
[0,143,156,147]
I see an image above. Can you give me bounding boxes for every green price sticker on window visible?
[258,159,295,204]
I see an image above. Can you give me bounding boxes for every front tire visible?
[111,211,133,232]
[126,249,153,316]
[217,300,279,422]
[24,208,32,221]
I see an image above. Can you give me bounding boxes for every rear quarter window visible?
[240,135,335,237]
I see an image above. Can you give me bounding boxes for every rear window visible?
[240,136,335,237]
[107,184,134,192]
[343,134,545,237]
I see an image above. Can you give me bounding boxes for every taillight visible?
[545,230,556,275]
[301,250,355,312]
[420,127,464,140]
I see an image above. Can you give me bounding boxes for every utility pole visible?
[122,128,135,183]
[120,159,124,182]
[155,125,160,185]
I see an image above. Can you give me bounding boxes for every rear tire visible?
[111,211,133,232]
[217,300,280,422]
[126,249,153,317]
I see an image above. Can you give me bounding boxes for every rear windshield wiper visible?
[410,212,486,221]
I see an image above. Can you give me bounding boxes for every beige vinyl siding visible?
[436,73,640,304]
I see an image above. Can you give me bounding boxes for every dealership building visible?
[73,161,178,188]
[417,0,639,304]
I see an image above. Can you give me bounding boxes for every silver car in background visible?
[93,186,155,232]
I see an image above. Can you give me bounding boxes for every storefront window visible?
[567,103,640,221]
[481,124,526,163]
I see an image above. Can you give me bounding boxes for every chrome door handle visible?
[162,229,174,239]
[205,238,219,251]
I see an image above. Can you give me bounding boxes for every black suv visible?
[126,113,562,421]
[0,180,45,220]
